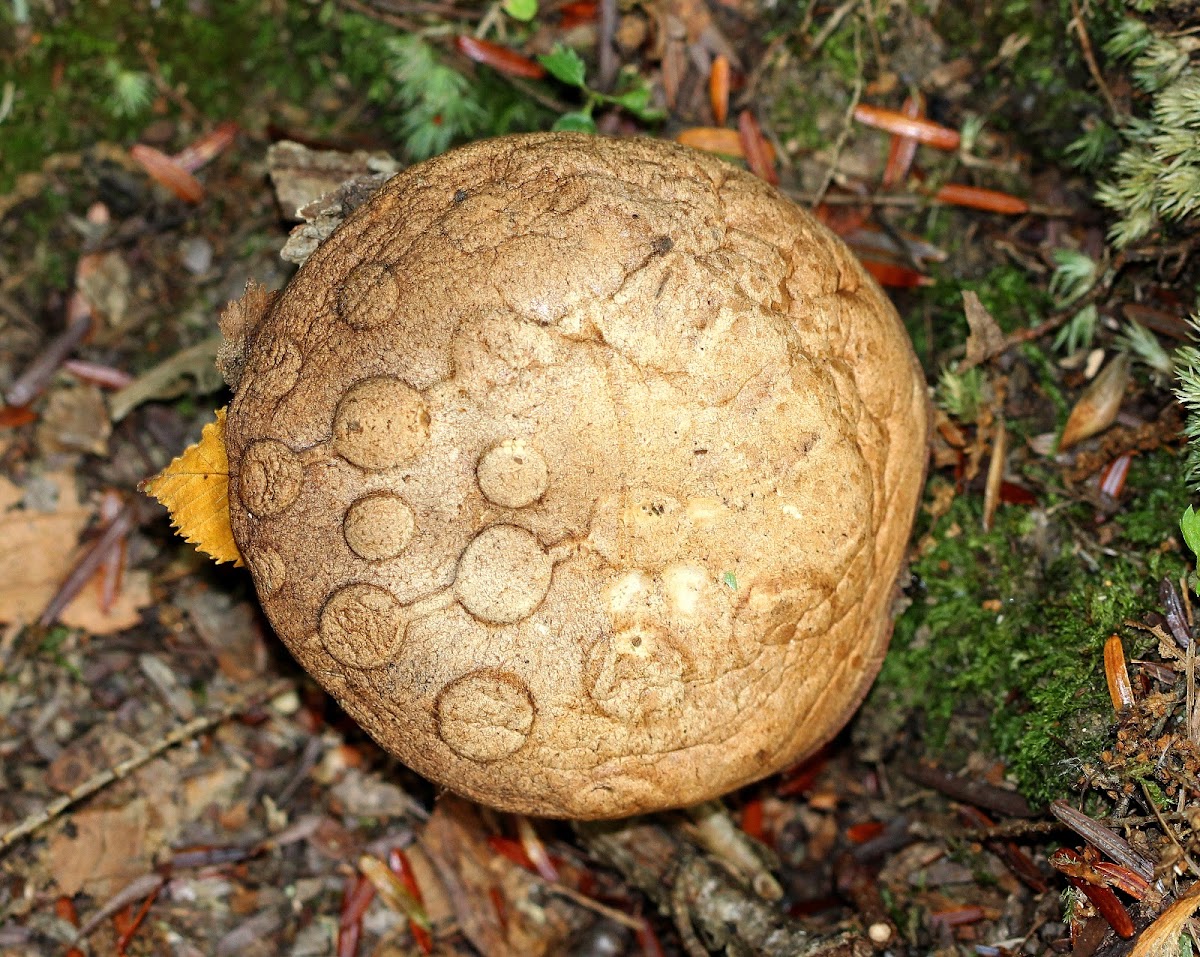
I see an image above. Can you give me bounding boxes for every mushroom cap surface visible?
[225,132,929,819]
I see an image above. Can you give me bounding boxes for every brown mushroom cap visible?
[225,132,929,819]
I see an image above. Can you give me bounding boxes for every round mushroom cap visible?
[225,132,929,819]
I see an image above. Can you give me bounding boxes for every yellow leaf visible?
[142,408,242,566]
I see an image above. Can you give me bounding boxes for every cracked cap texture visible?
[225,132,929,819]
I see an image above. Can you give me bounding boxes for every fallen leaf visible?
[0,473,149,631]
[108,337,223,422]
[49,799,149,897]
[1060,354,1131,451]
[36,384,112,458]
[58,568,151,634]
[960,291,1006,370]
[419,796,585,957]
[143,408,242,566]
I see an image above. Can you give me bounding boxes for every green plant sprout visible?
[502,0,537,22]
[102,60,153,119]
[935,365,985,421]
[538,45,665,132]
[1174,315,1200,589]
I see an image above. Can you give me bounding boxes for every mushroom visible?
[223,132,929,819]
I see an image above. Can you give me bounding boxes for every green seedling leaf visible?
[608,86,653,114]
[552,110,597,133]
[503,0,538,21]
[1182,505,1200,557]
[539,45,586,87]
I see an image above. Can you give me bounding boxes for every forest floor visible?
[1,1,1199,955]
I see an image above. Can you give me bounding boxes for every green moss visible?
[0,1,547,191]
[872,447,1187,806]
[931,0,1123,164]
[901,265,1054,373]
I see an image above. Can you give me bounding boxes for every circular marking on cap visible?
[585,627,686,723]
[338,262,400,330]
[319,583,407,669]
[435,669,535,762]
[332,376,430,471]
[238,440,303,516]
[476,439,548,508]
[245,545,286,596]
[248,337,301,400]
[455,525,552,624]
[344,493,415,561]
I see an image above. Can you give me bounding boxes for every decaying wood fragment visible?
[575,817,873,957]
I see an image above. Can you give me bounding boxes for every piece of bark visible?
[266,140,399,266]
[575,817,872,957]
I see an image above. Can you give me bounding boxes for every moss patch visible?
[0,1,545,192]
[871,447,1188,807]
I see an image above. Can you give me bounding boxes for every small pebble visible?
[180,236,214,275]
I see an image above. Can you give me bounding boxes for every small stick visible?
[901,760,1034,818]
[38,502,135,627]
[782,187,1075,218]
[543,880,646,931]
[76,874,166,940]
[808,0,857,56]
[596,0,618,91]
[0,678,291,853]
[97,489,127,614]
[811,51,864,210]
[1141,782,1200,879]
[4,292,91,406]
[1069,0,1120,120]
[114,880,161,955]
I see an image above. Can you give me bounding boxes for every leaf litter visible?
[1,1,1199,955]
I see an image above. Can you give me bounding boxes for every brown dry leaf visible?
[1060,354,1131,451]
[143,407,243,566]
[418,796,585,957]
[58,568,151,634]
[0,473,150,632]
[1130,880,1200,956]
[177,583,266,682]
[48,798,150,897]
[959,291,1006,370]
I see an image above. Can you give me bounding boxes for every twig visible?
[596,0,619,92]
[811,28,863,210]
[1068,0,1120,120]
[4,292,91,406]
[337,0,422,32]
[75,874,167,940]
[901,760,1035,818]
[137,41,201,121]
[1141,782,1200,880]
[0,678,291,854]
[808,0,857,57]
[956,811,1195,841]
[38,502,136,627]
[543,881,646,930]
